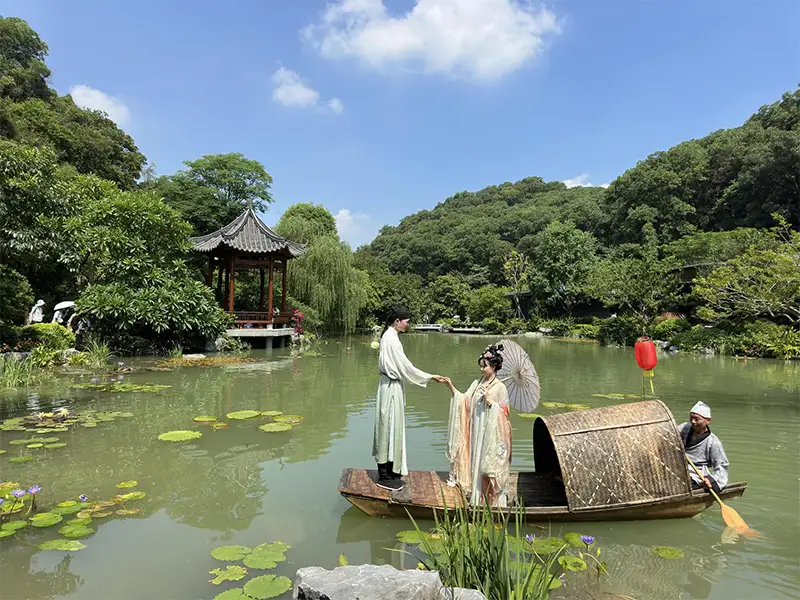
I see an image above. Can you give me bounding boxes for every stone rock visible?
[293,564,487,600]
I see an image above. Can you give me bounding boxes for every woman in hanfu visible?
[442,344,513,508]
[372,307,444,492]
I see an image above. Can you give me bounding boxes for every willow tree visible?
[276,204,368,333]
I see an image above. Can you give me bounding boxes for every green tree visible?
[276,204,368,333]
[274,202,337,243]
[426,275,470,321]
[467,285,513,323]
[0,17,54,101]
[503,250,530,318]
[0,265,33,326]
[526,221,598,314]
[694,219,800,325]
[151,153,273,234]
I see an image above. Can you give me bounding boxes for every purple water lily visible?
[79,494,89,502]
[27,485,41,495]
[581,535,595,546]
[11,489,25,498]
[525,534,535,543]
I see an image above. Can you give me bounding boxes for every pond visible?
[0,334,798,600]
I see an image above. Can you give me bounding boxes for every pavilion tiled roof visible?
[189,207,306,258]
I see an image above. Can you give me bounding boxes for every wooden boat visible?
[339,400,747,522]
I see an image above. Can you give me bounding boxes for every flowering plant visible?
[290,309,304,335]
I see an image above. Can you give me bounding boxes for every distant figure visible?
[52,309,65,325]
[27,300,45,324]
[440,343,512,507]
[679,401,729,494]
[373,306,444,491]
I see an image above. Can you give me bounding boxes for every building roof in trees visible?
[190,206,306,258]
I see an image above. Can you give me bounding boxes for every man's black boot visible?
[386,461,402,480]
[376,462,404,491]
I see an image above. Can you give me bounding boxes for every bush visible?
[671,321,800,359]
[480,318,505,334]
[597,315,645,346]
[504,318,528,334]
[0,266,34,326]
[19,323,75,351]
[652,317,691,341]
[571,323,601,339]
[539,318,574,337]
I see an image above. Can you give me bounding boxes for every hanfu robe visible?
[372,327,433,476]
[447,378,513,507]
[678,422,729,492]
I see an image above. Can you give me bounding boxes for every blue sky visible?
[2,0,798,247]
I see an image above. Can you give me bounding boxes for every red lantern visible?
[634,337,658,371]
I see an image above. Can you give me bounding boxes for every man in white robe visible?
[372,307,443,491]
[678,401,729,494]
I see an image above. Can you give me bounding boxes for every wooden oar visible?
[686,456,750,533]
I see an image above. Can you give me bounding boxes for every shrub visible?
[0,266,34,326]
[539,318,574,337]
[481,318,505,334]
[671,321,800,359]
[652,317,691,341]
[19,323,75,351]
[571,323,601,339]
[597,316,644,347]
[504,318,528,334]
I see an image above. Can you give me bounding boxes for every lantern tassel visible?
[642,370,655,396]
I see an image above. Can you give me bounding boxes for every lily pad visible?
[91,511,112,518]
[211,422,229,430]
[517,413,542,419]
[56,501,78,508]
[1,521,28,531]
[58,524,94,539]
[540,402,569,409]
[193,416,218,423]
[563,532,585,548]
[9,439,32,445]
[0,529,16,538]
[26,443,43,448]
[67,517,93,526]
[83,422,98,428]
[39,539,86,551]
[258,423,292,433]
[273,415,303,424]
[209,565,248,585]
[566,404,591,410]
[226,410,261,420]
[158,430,202,442]
[213,590,245,600]
[0,450,5,455]
[44,443,67,449]
[9,456,33,463]
[260,411,283,417]
[528,537,567,555]
[116,480,138,488]
[211,545,252,561]
[558,555,587,572]
[30,512,63,527]
[243,575,292,600]
[652,546,684,559]
[119,412,135,418]
[53,503,86,515]
[76,510,93,519]
[37,437,60,443]
[117,491,146,501]
[115,508,141,516]
[243,541,290,569]
[396,530,428,544]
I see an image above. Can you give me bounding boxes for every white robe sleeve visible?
[709,436,729,489]
[379,328,432,387]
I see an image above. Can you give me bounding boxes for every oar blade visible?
[719,502,749,533]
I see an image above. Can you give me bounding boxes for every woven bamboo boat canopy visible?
[533,400,692,512]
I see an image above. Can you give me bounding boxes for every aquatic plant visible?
[157,355,259,369]
[207,541,291,600]
[272,415,303,424]
[209,565,248,584]
[226,410,261,420]
[258,423,292,433]
[243,574,292,599]
[158,430,202,442]
[651,546,684,559]
[73,381,171,393]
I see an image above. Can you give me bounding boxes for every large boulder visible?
[293,564,487,600]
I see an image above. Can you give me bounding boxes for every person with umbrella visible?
[440,343,513,507]
[373,306,445,491]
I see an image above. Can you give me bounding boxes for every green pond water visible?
[0,334,798,600]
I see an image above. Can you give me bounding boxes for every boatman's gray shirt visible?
[678,422,729,489]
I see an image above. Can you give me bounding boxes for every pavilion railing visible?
[228,311,292,328]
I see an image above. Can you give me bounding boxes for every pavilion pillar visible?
[267,257,274,323]
[227,253,236,313]
[281,260,288,313]
[216,262,223,302]
[207,256,214,286]
[259,267,265,313]
[223,262,230,310]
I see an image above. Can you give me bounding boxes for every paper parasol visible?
[496,339,540,413]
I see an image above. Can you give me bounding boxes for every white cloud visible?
[302,0,560,82]
[562,174,609,188]
[69,85,131,127]
[335,209,380,247]
[271,67,343,114]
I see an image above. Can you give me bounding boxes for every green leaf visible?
[0,530,16,538]
[67,517,93,526]
[39,539,87,551]
[116,481,139,489]
[209,565,248,585]
[56,501,78,508]
[541,402,569,409]
[213,589,245,600]
[338,553,348,566]
[258,423,292,433]
[193,416,218,423]
[58,524,95,539]
[652,546,684,559]
[9,456,33,463]
[1,521,28,531]
[44,443,67,448]
[517,413,542,419]
[158,430,202,442]
[243,541,291,569]
[563,532,584,548]
[226,410,261,420]
[558,555,587,572]
[210,545,252,561]
[117,491,146,501]
[30,512,63,527]
[260,411,283,417]
[396,530,428,544]
[243,574,292,599]
[528,537,567,555]
[26,443,44,448]
[273,415,303,424]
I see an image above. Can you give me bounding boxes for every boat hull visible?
[338,469,747,522]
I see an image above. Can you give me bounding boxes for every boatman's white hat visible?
[690,401,711,419]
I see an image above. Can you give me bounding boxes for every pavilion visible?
[190,205,306,339]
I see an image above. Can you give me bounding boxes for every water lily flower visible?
[11,489,26,498]
[27,485,41,495]
[91,378,100,383]
[525,534,535,543]
[581,535,595,546]
[79,494,89,502]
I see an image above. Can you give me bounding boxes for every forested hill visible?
[357,86,799,284]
